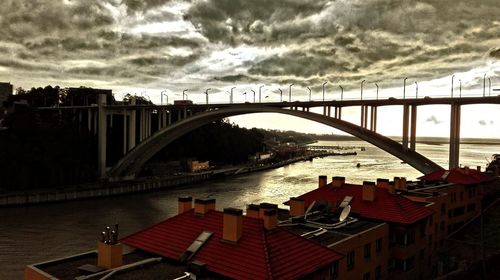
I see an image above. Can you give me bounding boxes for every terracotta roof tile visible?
[419,168,494,185]
[121,209,341,280]
[288,183,433,224]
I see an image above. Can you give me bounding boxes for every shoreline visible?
[0,151,354,207]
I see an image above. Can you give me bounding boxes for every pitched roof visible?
[121,209,342,280]
[289,183,433,224]
[419,167,494,185]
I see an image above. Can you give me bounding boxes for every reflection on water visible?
[1,141,499,278]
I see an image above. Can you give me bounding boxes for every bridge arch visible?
[108,106,443,178]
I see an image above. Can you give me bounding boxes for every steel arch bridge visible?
[108,106,442,178]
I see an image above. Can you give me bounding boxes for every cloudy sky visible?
[1,0,499,137]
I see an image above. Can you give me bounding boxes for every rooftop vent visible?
[179,231,213,263]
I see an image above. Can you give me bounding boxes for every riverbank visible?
[0,151,355,207]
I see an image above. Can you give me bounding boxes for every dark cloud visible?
[490,48,500,59]
[426,116,442,125]
[214,74,256,83]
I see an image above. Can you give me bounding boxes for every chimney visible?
[318,175,328,188]
[263,209,278,230]
[222,208,243,242]
[97,225,122,269]
[332,176,345,188]
[178,196,193,214]
[362,181,376,202]
[259,203,278,218]
[377,178,395,194]
[289,197,305,217]
[246,204,260,218]
[477,166,481,172]
[194,198,216,215]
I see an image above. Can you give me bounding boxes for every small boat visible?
[356,163,361,168]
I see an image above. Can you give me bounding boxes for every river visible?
[1,140,499,279]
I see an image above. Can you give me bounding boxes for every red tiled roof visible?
[419,168,494,185]
[289,184,433,224]
[121,209,341,280]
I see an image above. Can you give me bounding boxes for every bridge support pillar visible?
[148,110,152,137]
[360,106,365,127]
[323,106,327,116]
[370,106,378,132]
[128,98,136,151]
[97,94,107,178]
[402,104,410,151]
[139,109,144,141]
[87,109,92,133]
[335,107,342,119]
[449,104,461,169]
[410,105,417,151]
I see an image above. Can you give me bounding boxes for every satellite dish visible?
[304,200,316,220]
[339,205,351,222]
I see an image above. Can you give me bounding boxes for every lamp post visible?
[279,89,283,102]
[230,87,236,104]
[322,81,327,101]
[242,91,247,102]
[307,87,311,101]
[451,75,455,98]
[360,80,365,100]
[339,85,344,101]
[204,88,211,104]
[483,74,486,97]
[403,77,408,99]
[415,81,418,98]
[375,83,379,100]
[251,89,256,103]
[488,78,491,96]
[289,84,294,102]
[459,79,462,98]
[161,90,168,105]
[259,85,264,103]
[182,89,188,100]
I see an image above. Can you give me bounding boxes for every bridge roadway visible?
[38,95,500,179]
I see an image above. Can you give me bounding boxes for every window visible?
[395,257,415,272]
[467,204,476,213]
[375,265,382,280]
[364,243,371,259]
[376,238,382,252]
[453,207,465,217]
[330,261,339,279]
[441,203,446,215]
[347,251,355,270]
[393,231,415,246]
[363,272,371,280]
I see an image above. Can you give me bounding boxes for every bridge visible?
[40,95,500,179]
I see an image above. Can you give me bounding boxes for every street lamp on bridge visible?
[483,74,486,97]
[459,79,462,97]
[403,77,408,99]
[307,87,311,101]
[289,84,294,102]
[230,87,236,104]
[204,88,211,104]
[182,89,188,100]
[161,90,168,105]
[360,80,365,100]
[259,85,264,103]
[322,81,327,101]
[488,78,491,96]
[339,85,344,101]
[242,91,247,102]
[251,89,256,103]
[415,81,418,98]
[375,83,379,100]
[279,88,283,102]
[451,75,455,98]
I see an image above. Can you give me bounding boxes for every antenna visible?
[339,205,351,222]
[304,200,316,220]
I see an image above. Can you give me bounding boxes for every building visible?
[26,198,343,280]
[0,82,13,110]
[187,160,210,172]
[287,176,434,280]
